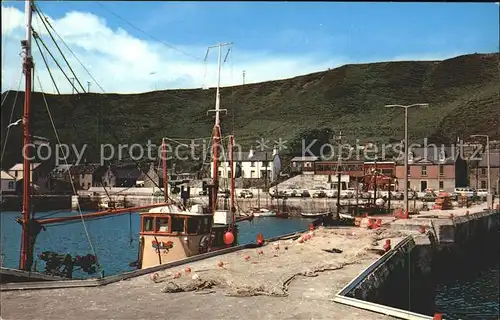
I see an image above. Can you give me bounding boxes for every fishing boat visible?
[0,1,250,281]
[300,212,329,218]
[251,207,276,217]
[276,211,290,219]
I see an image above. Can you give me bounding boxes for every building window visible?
[480,180,487,189]
[439,165,444,176]
[407,166,411,176]
[439,181,444,190]
[381,169,393,175]
[8,181,15,189]
[250,161,255,167]
[421,166,427,176]
[480,168,486,175]
[81,174,85,179]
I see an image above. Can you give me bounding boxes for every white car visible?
[475,189,488,199]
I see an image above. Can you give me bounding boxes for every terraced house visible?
[469,149,500,194]
[394,147,468,192]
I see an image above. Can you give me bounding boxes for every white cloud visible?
[1,5,346,94]
[0,5,470,95]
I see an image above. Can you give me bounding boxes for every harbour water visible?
[0,210,311,277]
[436,262,499,320]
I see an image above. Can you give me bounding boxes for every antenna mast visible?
[205,42,232,213]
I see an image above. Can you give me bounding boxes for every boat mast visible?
[229,135,235,230]
[19,0,34,271]
[205,42,232,213]
[161,138,168,201]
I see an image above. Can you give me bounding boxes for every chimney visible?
[248,146,254,159]
[272,145,278,157]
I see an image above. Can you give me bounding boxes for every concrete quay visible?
[1,202,497,320]
[1,227,406,320]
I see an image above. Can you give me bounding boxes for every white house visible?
[211,147,280,180]
[1,171,16,194]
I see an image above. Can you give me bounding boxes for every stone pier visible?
[1,202,497,320]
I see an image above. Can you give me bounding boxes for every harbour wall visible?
[336,209,499,318]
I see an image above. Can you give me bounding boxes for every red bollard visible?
[383,239,391,252]
[433,313,443,320]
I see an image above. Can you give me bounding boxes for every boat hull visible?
[0,267,64,284]
[300,212,329,218]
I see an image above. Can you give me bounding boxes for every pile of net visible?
[154,227,380,297]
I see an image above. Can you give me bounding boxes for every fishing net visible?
[153,227,381,297]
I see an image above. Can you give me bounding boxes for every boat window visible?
[156,217,169,232]
[199,217,211,233]
[143,217,154,232]
[171,217,185,233]
[187,217,200,234]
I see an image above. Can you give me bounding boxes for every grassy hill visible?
[1,52,499,168]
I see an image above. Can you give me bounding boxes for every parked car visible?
[476,189,488,200]
[421,192,437,202]
[301,190,311,198]
[312,190,327,198]
[219,189,230,198]
[270,189,287,199]
[239,189,253,198]
[454,187,474,198]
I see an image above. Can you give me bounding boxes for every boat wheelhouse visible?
[138,205,238,269]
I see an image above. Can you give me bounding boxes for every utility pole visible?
[471,134,491,207]
[335,131,343,221]
[70,77,75,94]
[242,70,246,85]
[385,103,429,216]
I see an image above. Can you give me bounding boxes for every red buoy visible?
[383,239,391,252]
[244,255,250,261]
[433,313,443,320]
[223,231,235,245]
[256,233,264,246]
[184,267,192,273]
[419,226,426,234]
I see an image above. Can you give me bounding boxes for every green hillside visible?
[1,52,498,168]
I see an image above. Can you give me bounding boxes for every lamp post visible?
[385,103,429,215]
[470,134,491,206]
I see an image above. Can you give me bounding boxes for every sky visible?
[1,1,499,94]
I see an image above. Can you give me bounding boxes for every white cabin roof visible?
[144,204,211,216]
[9,163,41,171]
[1,171,15,180]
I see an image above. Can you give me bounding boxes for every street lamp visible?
[385,103,429,215]
[470,134,491,206]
